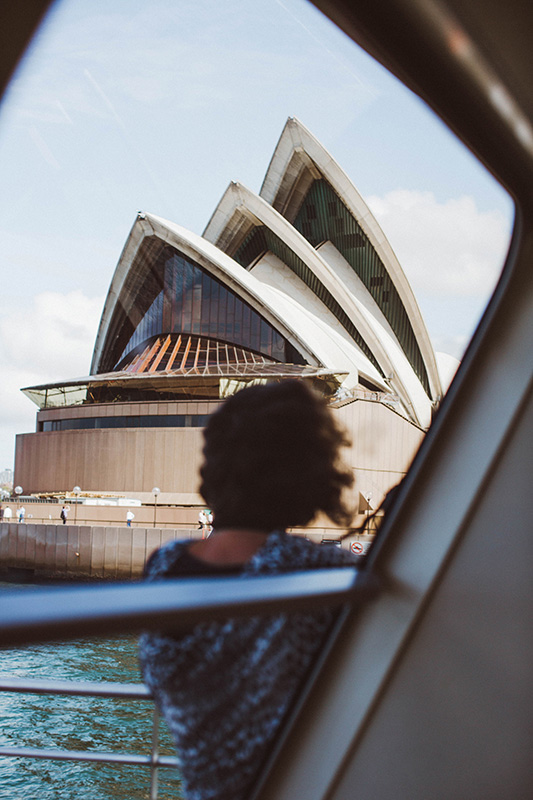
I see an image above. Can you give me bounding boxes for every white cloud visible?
[367,189,511,297]
[0,290,103,468]
[432,332,470,360]
[1,290,102,378]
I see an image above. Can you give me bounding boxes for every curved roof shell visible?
[88,118,440,429]
[259,117,442,404]
[91,213,373,396]
[203,181,432,426]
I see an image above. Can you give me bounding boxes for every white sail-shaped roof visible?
[260,117,442,404]
[88,118,442,429]
[203,181,432,426]
[92,213,376,394]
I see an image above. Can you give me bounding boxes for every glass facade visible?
[99,238,303,373]
[292,179,430,395]
[233,224,384,377]
[40,414,211,432]
[116,334,284,374]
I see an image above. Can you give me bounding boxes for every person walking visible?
[126,510,135,527]
[197,509,207,536]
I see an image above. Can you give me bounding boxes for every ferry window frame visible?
[3,0,516,572]
[1,9,531,800]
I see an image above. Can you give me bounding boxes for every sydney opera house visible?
[14,118,444,515]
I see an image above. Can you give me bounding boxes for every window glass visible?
[226,291,235,341]
[192,267,202,335]
[208,279,219,337]
[0,0,513,492]
[0,9,517,798]
[200,270,211,335]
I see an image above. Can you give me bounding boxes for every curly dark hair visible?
[199,380,354,531]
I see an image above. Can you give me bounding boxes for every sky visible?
[0,0,513,473]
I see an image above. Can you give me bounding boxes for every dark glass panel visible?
[207,340,218,365]
[170,256,181,332]
[198,342,209,368]
[201,271,211,335]
[209,280,219,336]
[285,341,306,365]
[101,236,167,373]
[272,332,286,361]
[109,238,309,371]
[181,260,193,331]
[260,318,271,354]
[148,298,154,339]
[117,287,163,364]
[185,346,196,369]
[226,291,235,340]
[192,268,202,334]
[250,311,260,351]
[292,179,430,394]
[37,413,216,431]
[162,256,173,332]
[233,296,243,342]
[233,226,268,268]
[218,284,228,337]
[242,303,251,343]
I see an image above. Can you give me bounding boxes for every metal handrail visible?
[0,677,179,800]
[0,677,150,697]
[0,568,375,799]
[0,567,372,647]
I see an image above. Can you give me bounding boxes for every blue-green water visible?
[0,584,183,800]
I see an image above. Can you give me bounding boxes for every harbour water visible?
[0,583,183,799]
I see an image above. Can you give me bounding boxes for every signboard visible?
[350,541,364,555]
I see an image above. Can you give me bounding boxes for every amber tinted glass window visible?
[113,241,304,368]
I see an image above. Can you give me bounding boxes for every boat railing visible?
[0,676,177,800]
[0,567,375,798]
[0,568,371,647]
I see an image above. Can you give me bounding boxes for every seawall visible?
[0,522,371,581]
[0,522,201,580]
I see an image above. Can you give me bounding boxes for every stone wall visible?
[0,523,373,581]
[0,523,200,580]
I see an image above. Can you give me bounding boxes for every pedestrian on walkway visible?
[197,509,207,536]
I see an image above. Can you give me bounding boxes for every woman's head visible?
[199,380,353,531]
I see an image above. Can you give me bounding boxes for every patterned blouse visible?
[138,529,357,800]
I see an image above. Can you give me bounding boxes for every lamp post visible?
[14,485,23,523]
[73,486,81,523]
[365,491,372,534]
[152,487,160,528]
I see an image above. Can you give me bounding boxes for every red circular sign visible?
[350,541,364,554]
